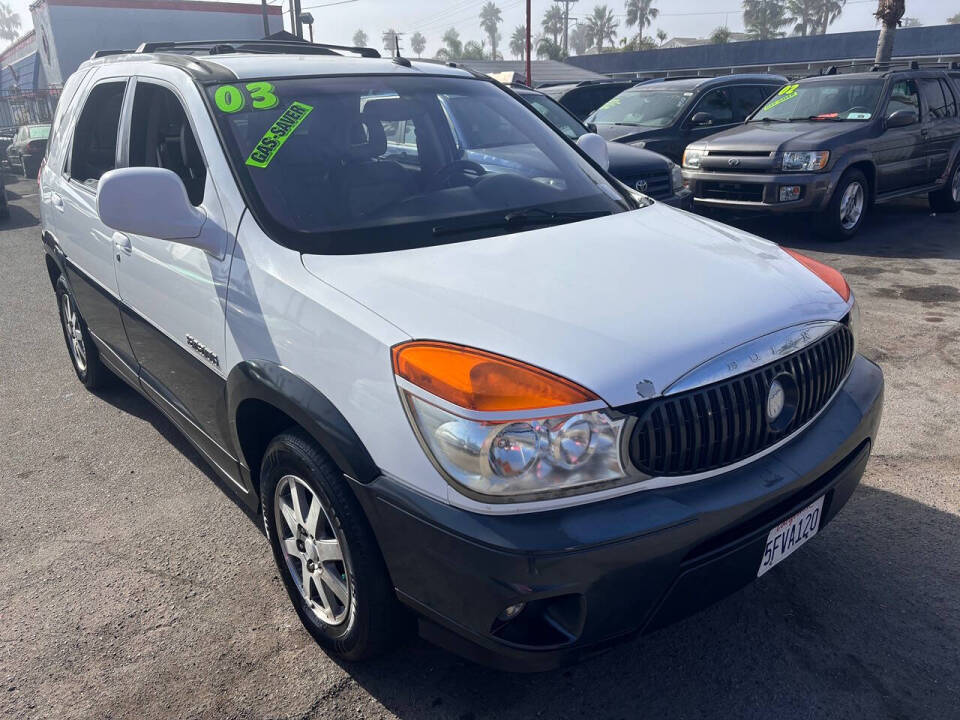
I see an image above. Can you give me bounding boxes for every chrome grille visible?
[628,324,855,477]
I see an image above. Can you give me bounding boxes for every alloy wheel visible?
[839,181,864,230]
[952,165,960,203]
[274,474,350,626]
[61,293,87,373]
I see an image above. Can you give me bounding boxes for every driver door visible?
[874,79,926,193]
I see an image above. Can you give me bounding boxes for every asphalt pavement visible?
[1,173,958,719]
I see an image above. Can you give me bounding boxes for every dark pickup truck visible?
[681,69,960,239]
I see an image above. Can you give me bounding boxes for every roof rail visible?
[90,49,135,59]
[134,39,381,58]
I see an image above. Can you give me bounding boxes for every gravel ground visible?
[1,174,958,719]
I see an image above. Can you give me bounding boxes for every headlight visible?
[669,162,684,193]
[630,140,647,149]
[780,150,829,172]
[393,341,629,502]
[682,147,703,169]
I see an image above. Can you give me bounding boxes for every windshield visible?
[28,125,50,139]
[207,75,630,254]
[519,92,586,140]
[752,80,884,121]
[588,87,693,127]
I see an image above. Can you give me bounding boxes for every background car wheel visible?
[20,156,28,177]
[928,160,960,213]
[55,276,110,389]
[261,430,408,661]
[816,168,868,241]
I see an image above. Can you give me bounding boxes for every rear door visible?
[874,78,926,192]
[112,72,240,485]
[918,76,956,183]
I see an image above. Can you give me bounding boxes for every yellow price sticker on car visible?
[763,84,800,112]
[245,101,314,169]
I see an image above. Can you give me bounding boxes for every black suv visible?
[682,69,960,239]
[587,74,786,163]
[539,79,639,120]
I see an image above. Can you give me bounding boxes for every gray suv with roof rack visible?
[682,68,960,239]
[539,79,640,120]
[587,74,786,163]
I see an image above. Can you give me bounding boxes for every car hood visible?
[606,141,672,175]
[302,205,850,407]
[593,123,659,144]
[696,120,861,152]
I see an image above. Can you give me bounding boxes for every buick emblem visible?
[635,179,648,193]
[765,374,798,431]
[766,379,785,422]
[727,158,741,167]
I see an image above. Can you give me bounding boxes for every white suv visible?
[40,40,883,671]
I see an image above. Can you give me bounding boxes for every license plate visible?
[757,496,824,577]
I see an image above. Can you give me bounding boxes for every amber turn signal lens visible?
[783,248,851,302]
[392,341,598,413]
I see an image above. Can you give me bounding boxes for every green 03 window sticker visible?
[214,82,280,113]
[246,101,314,168]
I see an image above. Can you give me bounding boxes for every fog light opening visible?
[497,602,526,622]
[779,185,802,202]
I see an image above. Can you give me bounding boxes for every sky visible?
[4,0,959,58]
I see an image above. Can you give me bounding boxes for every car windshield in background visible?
[207,75,629,253]
[28,125,50,139]
[518,92,586,140]
[588,88,693,127]
[751,80,884,122]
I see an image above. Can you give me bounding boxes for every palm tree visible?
[462,39,486,60]
[542,4,565,45]
[0,2,22,43]
[479,2,503,60]
[874,0,904,64]
[786,0,817,35]
[742,0,790,40]
[624,0,659,35]
[537,36,563,59]
[352,29,368,48]
[510,25,527,59]
[440,27,463,59]
[656,28,668,46]
[586,5,619,51]
[812,0,846,33]
[410,31,427,57]
[569,22,591,54]
[710,25,733,43]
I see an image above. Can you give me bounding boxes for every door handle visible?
[113,231,132,255]
[50,192,63,211]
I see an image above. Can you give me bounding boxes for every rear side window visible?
[69,81,126,186]
[939,79,957,117]
[920,78,948,119]
[127,82,206,206]
[729,86,771,121]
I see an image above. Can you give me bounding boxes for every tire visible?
[55,275,110,389]
[929,159,960,213]
[261,430,408,661]
[816,168,869,241]
[19,155,27,178]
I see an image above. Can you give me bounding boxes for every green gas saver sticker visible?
[245,101,314,169]
[762,83,800,112]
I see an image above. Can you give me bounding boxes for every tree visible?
[479,2,503,60]
[438,27,463,59]
[901,16,921,27]
[656,28,668,46]
[811,0,847,34]
[585,5,619,50]
[352,29,368,48]
[0,2,21,43]
[742,0,790,40]
[382,28,400,55]
[874,0,905,64]
[510,25,527,59]
[410,31,426,57]
[786,0,817,35]
[949,12,960,24]
[542,4,565,45]
[624,0,659,35]
[710,25,733,43]
[537,36,564,59]
[569,22,592,54]
[462,39,486,59]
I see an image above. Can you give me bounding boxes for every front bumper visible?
[684,167,839,213]
[354,355,883,671]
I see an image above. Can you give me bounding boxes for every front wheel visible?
[261,430,408,661]
[929,160,960,213]
[816,169,868,240]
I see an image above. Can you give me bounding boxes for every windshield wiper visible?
[752,117,791,123]
[432,208,612,237]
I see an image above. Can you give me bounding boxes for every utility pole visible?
[293,0,304,38]
[562,0,577,56]
[525,0,532,86]
[260,0,269,36]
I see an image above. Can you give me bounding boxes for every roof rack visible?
[90,49,135,59]
[132,39,381,58]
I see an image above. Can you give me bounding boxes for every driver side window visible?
[691,88,734,126]
[887,80,920,121]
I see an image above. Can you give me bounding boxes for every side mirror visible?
[576,132,610,171]
[586,122,598,134]
[690,111,714,126]
[885,109,918,128]
[97,167,207,245]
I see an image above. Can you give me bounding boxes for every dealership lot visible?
[1,173,958,718]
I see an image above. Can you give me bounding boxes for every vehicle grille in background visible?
[700,181,764,202]
[625,169,672,200]
[628,324,855,477]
